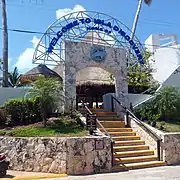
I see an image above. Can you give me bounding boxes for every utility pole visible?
[131,0,143,40]
[1,0,8,87]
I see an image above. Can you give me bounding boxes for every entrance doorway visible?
[76,67,115,109]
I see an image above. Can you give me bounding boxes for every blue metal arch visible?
[33,11,145,66]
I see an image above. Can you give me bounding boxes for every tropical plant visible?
[8,67,22,87]
[135,86,180,122]
[4,97,41,126]
[27,76,64,127]
[1,0,8,87]
[155,86,180,121]
[128,50,155,87]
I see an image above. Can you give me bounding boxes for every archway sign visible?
[33,11,145,112]
[33,11,145,67]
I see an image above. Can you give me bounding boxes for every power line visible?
[0,27,44,35]
[3,1,180,29]
[0,27,180,50]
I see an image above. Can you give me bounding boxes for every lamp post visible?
[131,0,152,40]
[131,0,143,40]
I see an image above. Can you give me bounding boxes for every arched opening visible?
[76,67,115,109]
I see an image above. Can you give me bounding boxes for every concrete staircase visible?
[80,108,165,171]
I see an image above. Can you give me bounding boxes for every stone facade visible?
[161,133,180,165]
[66,137,112,175]
[0,136,112,174]
[64,41,128,112]
[130,118,158,156]
[130,118,180,165]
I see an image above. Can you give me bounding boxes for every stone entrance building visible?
[64,41,128,111]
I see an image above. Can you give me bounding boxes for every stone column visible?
[64,65,76,112]
[115,69,128,117]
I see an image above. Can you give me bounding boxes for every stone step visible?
[113,150,154,158]
[112,161,165,171]
[109,132,136,136]
[114,140,145,146]
[113,145,149,152]
[114,155,158,164]
[112,136,141,141]
[99,128,133,132]
[99,121,125,128]
[95,112,117,115]
[97,117,122,121]
[79,108,108,113]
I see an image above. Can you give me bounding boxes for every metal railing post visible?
[111,96,114,112]
[157,139,161,161]
[126,111,130,127]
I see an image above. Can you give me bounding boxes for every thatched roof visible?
[76,67,114,85]
[53,65,114,86]
[20,64,62,83]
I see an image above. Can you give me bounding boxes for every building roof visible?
[20,64,62,83]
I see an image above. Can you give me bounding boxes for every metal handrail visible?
[79,100,115,166]
[111,95,161,161]
[80,100,111,138]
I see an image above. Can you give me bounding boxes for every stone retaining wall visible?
[159,133,180,164]
[0,136,112,174]
[130,118,158,156]
[130,118,180,165]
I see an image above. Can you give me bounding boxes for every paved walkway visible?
[3,166,180,180]
[1,171,67,180]
[43,165,180,180]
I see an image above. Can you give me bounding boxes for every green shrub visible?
[0,108,7,128]
[4,97,42,126]
[134,86,180,122]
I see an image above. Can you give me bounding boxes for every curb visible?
[1,173,68,180]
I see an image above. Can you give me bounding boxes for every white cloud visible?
[15,5,86,74]
[15,36,40,73]
[56,4,86,19]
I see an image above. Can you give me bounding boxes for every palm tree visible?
[131,0,152,40]
[1,0,8,87]
[8,67,22,87]
[27,76,63,127]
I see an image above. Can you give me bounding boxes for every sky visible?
[0,0,180,73]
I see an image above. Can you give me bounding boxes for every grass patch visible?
[145,120,180,132]
[0,115,88,137]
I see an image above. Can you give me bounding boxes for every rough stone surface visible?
[162,133,180,165]
[0,136,112,174]
[66,137,112,175]
[64,41,128,111]
[130,118,180,165]
[130,119,158,155]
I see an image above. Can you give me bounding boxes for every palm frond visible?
[8,67,22,87]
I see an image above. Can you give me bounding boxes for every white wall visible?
[152,47,180,83]
[145,34,180,84]
[0,87,29,105]
[103,93,152,111]
[145,34,160,52]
